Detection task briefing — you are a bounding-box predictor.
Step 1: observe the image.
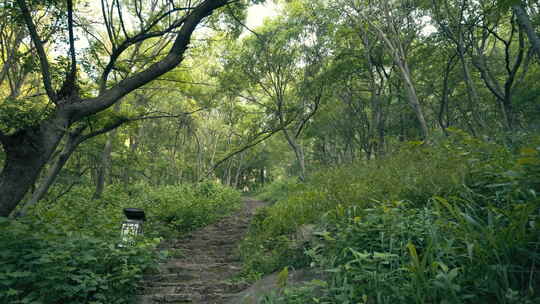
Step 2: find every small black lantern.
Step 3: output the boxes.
[120,208,146,246]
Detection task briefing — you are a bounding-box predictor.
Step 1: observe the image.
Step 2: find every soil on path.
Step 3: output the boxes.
[137,197,267,304]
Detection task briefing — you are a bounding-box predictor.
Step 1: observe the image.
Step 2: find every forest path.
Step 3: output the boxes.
[137,197,267,304]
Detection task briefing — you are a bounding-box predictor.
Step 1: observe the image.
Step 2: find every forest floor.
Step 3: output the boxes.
[137,197,267,304]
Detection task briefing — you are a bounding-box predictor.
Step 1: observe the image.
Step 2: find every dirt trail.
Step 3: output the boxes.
[137,197,266,304]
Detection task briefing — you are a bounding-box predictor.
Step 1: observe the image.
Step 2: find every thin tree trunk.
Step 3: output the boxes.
[439,54,457,134]
[92,128,117,200]
[457,46,483,132]
[260,167,265,187]
[0,29,25,86]
[233,152,245,188]
[469,20,525,131]
[92,102,121,200]
[282,129,306,181]
[398,60,429,139]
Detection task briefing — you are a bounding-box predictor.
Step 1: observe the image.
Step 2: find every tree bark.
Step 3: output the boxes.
[0,119,67,217]
[17,126,86,216]
[397,60,430,139]
[513,4,540,60]
[282,129,306,181]
[16,118,129,216]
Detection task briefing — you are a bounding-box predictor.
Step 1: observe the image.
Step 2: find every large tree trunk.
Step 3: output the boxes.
[18,128,84,216]
[17,118,127,216]
[0,120,66,217]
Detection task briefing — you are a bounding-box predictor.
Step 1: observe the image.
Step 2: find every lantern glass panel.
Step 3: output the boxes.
[120,219,143,246]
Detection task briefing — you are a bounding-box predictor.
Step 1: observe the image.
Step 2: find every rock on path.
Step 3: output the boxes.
[137,197,266,304]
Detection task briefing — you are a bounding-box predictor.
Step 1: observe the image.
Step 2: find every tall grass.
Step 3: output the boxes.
[240,130,540,303]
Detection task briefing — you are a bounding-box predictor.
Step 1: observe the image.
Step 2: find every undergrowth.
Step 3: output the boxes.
[240,129,540,303]
[1,182,240,304]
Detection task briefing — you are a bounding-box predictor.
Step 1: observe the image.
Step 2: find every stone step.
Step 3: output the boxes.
[138,286,175,295]
[137,293,197,303]
[140,280,247,295]
[144,282,189,288]
[143,272,199,282]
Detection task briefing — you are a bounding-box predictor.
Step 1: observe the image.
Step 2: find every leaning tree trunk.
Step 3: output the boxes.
[18,128,84,216]
[0,120,66,217]
[372,24,429,139]
[17,117,129,215]
[397,60,429,139]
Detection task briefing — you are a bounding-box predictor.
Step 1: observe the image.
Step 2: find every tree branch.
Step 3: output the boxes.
[68,0,230,122]
[98,6,195,92]
[226,4,260,38]
[16,0,57,101]
[115,0,129,39]
[204,125,288,179]
[65,0,77,95]
[128,108,206,122]
[101,0,115,48]
[157,77,216,87]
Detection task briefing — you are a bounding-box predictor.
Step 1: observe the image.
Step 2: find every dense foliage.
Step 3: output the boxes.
[242,131,540,303]
[0,182,240,304]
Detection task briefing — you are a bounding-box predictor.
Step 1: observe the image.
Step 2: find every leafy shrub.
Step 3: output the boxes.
[34,181,241,238]
[0,218,161,304]
[2,182,241,303]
